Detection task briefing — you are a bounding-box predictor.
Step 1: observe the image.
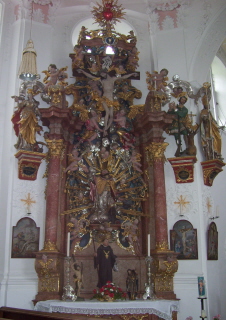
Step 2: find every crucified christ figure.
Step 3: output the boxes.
[78,69,138,134]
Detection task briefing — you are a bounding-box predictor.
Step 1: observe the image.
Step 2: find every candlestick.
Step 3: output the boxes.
[147,234,150,256]
[62,257,77,301]
[67,232,70,257]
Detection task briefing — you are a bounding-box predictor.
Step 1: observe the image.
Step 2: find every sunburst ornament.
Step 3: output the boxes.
[91,0,125,31]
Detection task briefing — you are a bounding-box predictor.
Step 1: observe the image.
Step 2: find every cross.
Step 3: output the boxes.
[21,193,36,213]
[174,195,190,216]
[189,112,196,124]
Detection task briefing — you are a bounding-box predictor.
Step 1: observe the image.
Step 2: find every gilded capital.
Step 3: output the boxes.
[145,142,168,166]
[41,239,59,252]
[46,139,65,158]
[156,240,169,252]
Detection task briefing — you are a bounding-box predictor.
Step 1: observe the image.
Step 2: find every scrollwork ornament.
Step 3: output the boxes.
[46,139,65,158]
[146,142,168,166]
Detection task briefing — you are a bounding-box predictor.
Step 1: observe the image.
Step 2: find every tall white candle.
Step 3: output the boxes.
[67,232,70,257]
[148,234,150,256]
[216,205,219,218]
[201,310,206,318]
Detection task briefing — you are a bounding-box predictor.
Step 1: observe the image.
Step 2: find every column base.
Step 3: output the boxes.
[34,251,65,303]
[151,249,178,300]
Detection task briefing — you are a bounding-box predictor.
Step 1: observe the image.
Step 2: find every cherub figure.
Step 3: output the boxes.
[117,84,142,110]
[69,217,89,246]
[71,98,89,122]
[78,26,88,43]
[146,68,168,92]
[42,64,68,91]
[127,30,137,44]
[80,109,104,145]
[65,148,88,172]
[127,47,139,70]
[88,62,100,75]
[114,109,127,128]
[171,86,186,99]
[73,45,84,69]
[128,149,143,173]
[122,219,140,254]
[100,146,110,160]
[88,79,102,97]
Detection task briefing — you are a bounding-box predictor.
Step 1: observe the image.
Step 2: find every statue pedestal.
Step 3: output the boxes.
[168,156,197,184]
[201,159,225,186]
[15,150,46,181]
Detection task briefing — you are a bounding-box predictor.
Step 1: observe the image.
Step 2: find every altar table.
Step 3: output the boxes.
[34,299,179,320]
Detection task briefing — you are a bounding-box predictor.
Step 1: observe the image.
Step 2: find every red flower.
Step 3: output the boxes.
[93,289,97,294]
[109,293,114,298]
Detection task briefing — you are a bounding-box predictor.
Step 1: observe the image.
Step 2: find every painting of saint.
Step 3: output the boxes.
[11,217,39,258]
[207,222,218,260]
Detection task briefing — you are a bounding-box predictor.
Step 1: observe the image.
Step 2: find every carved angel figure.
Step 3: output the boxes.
[42,64,68,91]
[146,68,168,92]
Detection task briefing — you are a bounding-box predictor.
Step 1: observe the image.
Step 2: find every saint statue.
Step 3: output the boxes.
[94,237,116,288]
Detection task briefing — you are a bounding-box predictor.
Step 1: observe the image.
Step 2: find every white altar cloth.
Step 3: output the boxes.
[34,299,179,320]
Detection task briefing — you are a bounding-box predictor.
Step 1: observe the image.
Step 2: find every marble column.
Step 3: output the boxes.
[45,139,65,246]
[146,142,169,247]
[34,106,75,303]
[135,111,178,299]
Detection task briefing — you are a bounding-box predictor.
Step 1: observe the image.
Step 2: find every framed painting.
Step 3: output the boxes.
[11,217,40,258]
[170,219,198,259]
[207,222,218,260]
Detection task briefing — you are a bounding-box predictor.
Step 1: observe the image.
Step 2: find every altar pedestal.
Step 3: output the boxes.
[34,299,179,320]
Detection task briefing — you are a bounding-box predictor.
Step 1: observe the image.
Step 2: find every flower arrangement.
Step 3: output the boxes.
[213,315,221,320]
[92,281,127,301]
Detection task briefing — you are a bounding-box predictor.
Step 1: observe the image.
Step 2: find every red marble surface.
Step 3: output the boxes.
[45,156,61,243]
[153,158,168,245]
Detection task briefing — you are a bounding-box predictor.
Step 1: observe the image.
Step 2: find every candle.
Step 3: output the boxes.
[67,232,70,257]
[201,310,206,318]
[216,205,219,218]
[148,234,150,256]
